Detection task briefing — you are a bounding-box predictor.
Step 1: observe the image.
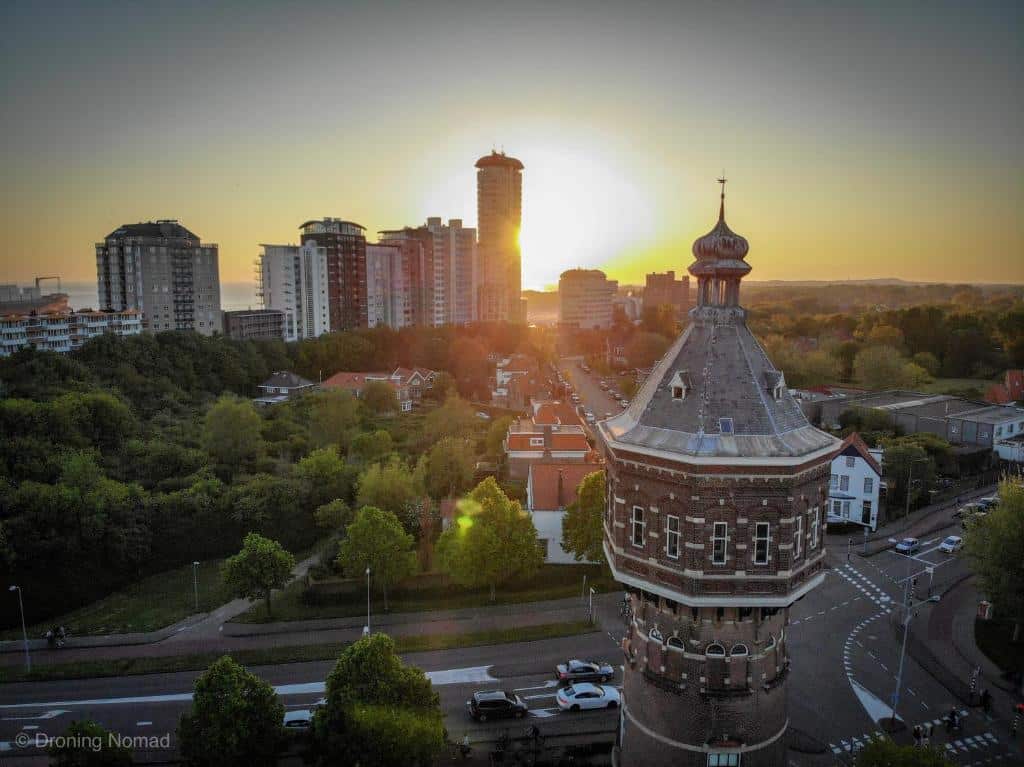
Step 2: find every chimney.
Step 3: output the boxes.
[543,424,552,448]
[557,470,565,509]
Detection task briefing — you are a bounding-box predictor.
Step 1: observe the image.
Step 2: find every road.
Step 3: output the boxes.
[558,358,625,423]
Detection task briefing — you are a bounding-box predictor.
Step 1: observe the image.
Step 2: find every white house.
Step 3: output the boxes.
[828,432,882,531]
[526,462,603,564]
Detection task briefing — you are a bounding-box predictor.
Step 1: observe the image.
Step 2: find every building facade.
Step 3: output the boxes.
[0,309,142,357]
[425,217,478,325]
[476,150,524,323]
[527,462,604,564]
[222,309,286,341]
[827,433,882,530]
[378,226,433,327]
[299,218,367,331]
[644,270,691,317]
[366,243,418,329]
[597,185,840,767]
[558,268,618,329]
[258,242,330,341]
[96,220,221,334]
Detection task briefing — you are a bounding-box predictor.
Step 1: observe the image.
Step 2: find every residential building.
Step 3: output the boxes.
[597,184,840,767]
[504,424,591,479]
[612,293,642,323]
[492,353,544,410]
[258,242,330,341]
[526,462,603,563]
[222,309,285,341]
[299,218,367,330]
[643,270,690,317]
[366,243,415,329]
[558,269,617,329]
[321,367,437,412]
[827,432,882,530]
[423,217,477,325]
[0,282,69,315]
[604,328,632,369]
[476,150,524,323]
[995,433,1024,463]
[377,226,432,326]
[986,370,1024,404]
[0,309,142,357]
[96,220,221,334]
[254,371,316,406]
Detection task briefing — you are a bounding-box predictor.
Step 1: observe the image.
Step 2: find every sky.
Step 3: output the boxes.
[1,0,1021,293]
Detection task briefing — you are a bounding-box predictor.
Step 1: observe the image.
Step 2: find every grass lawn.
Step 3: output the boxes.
[0,620,595,684]
[237,564,618,624]
[918,378,994,395]
[975,619,1024,674]
[0,559,230,640]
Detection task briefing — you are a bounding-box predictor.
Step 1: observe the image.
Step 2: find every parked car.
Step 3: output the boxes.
[977,496,1000,510]
[604,412,613,419]
[939,535,963,554]
[475,411,491,420]
[585,412,596,424]
[619,399,629,408]
[283,709,313,731]
[953,503,982,519]
[466,690,528,721]
[556,683,620,711]
[895,537,920,554]
[571,393,581,403]
[555,659,615,684]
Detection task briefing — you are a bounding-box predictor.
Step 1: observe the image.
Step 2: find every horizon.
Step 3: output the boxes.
[2,1,1022,290]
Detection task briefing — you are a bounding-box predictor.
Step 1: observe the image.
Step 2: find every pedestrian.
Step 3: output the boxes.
[460,734,471,760]
[923,722,932,746]
[912,725,921,747]
[981,688,992,716]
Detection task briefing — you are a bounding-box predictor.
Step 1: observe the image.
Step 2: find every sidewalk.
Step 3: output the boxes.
[827,483,996,558]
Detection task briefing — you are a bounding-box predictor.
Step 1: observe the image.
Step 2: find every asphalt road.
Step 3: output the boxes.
[558,359,626,423]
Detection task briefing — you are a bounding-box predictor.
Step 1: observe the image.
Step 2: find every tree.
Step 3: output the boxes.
[561,470,606,562]
[315,634,443,766]
[912,351,941,377]
[314,499,352,532]
[881,441,934,517]
[178,656,284,767]
[853,736,953,766]
[293,445,355,507]
[362,380,399,415]
[640,304,678,339]
[48,719,133,766]
[201,396,264,475]
[356,458,421,517]
[853,345,911,390]
[627,331,671,369]
[422,395,480,446]
[436,477,544,600]
[865,324,905,351]
[221,533,295,617]
[484,416,513,459]
[421,437,475,500]
[307,390,361,450]
[227,474,308,548]
[964,480,1024,641]
[337,506,417,609]
[349,429,395,464]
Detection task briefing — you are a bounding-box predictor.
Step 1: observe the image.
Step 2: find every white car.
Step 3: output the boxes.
[894,537,920,554]
[283,709,313,730]
[556,683,620,711]
[939,535,963,553]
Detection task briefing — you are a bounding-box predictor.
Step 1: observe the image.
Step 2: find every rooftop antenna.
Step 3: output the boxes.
[717,172,727,221]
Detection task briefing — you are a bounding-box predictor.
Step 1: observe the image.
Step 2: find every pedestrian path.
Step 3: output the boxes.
[834,563,895,610]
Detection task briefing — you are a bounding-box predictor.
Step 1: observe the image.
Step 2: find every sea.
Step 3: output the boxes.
[63,281,258,312]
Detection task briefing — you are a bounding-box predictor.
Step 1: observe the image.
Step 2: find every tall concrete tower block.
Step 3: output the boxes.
[597,182,841,767]
[475,150,523,323]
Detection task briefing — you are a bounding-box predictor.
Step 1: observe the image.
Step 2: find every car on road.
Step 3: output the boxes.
[939,535,963,553]
[283,709,313,731]
[571,393,581,403]
[953,503,982,519]
[475,411,491,420]
[556,683,620,711]
[556,659,615,684]
[895,537,920,554]
[466,690,528,721]
[977,495,1000,510]
[604,411,613,419]
[619,399,629,408]
[585,411,596,424]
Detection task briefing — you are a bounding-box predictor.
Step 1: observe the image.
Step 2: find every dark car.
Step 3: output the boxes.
[555,659,615,684]
[466,690,528,721]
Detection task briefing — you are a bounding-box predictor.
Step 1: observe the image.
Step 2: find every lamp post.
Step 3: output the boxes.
[9,585,30,673]
[886,583,940,731]
[365,566,371,635]
[192,561,200,612]
[904,458,928,518]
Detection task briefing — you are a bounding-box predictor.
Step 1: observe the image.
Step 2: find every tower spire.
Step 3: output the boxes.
[717,173,727,222]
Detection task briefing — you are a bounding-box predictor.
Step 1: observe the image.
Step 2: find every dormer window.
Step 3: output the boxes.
[670,370,692,400]
[764,370,786,401]
[718,418,734,434]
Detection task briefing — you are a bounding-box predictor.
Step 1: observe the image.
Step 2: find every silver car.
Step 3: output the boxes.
[556,659,615,684]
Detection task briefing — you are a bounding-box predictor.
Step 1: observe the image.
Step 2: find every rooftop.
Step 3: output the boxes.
[105,220,201,242]
[259,371,315,390]
[528,462,603,510]
[475,150,524,170]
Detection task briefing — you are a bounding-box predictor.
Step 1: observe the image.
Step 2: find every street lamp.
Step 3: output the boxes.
[886,582,940,731]
[365,566,371,636]
[904,457,928,518]
[192,561,200,612]
[9,585,30,673]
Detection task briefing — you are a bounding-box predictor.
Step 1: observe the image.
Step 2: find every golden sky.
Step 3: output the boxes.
[2,1,1021,292]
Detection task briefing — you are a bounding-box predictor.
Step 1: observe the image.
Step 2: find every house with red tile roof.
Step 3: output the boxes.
[320,367,437,412]
[527,462,604,563]
[504,426,591,479]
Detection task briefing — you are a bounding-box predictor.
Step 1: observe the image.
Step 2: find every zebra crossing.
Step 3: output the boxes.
[828,718,1011,765]
[835,563,894,609]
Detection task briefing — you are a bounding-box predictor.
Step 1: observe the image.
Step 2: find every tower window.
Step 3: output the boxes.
[705,643,726,657]
[794,513,803,559]
[753,522,771,565]
[711,522,729,564]
[719,418,734,434]
[631,506,645,548]
[665,515,680,559]
[809,506,820,549]
[730,643,749,657]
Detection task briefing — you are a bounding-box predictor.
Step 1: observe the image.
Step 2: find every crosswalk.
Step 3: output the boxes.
[828,714,1014,765]
[835,563,894,609]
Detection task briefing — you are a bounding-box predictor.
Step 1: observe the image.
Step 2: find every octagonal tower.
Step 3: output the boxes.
[598,181,840,767]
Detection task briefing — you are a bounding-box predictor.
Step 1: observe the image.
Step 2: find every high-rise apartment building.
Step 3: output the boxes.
[366,243,420,329]
[558,268,618,329]
[644,270,690,317]
[258,242,330,341]
[96,220,221,335]
[222,309,286,341]
[299,218,367,330]
[0,309,142,357]
[476,151,523,323]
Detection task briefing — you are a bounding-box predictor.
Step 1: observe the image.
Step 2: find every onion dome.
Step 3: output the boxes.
[689,179,751,279]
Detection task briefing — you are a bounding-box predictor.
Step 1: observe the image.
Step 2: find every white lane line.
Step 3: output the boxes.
[136,721,152,726]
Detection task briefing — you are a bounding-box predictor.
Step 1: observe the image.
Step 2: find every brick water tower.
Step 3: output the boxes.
[597,181,840,767]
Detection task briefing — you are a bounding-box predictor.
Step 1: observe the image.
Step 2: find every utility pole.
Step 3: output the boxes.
[9,585,30,673]
[887,581,940,730]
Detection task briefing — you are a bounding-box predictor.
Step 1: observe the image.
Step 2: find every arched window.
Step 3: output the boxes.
[667,636,685,650]
[730,643,749,657]
[705,643,726,657]
[650,627,663,642]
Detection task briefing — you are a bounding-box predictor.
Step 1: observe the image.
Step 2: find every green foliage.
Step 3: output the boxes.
[912,351,941,376]
[839,406,896,435]
[201,396,264,476]
[640,304,678,339]
[221,533,295,617]
[315,634,442,766]
[436,477,544,599]
[178,656,283,767]
[627,331,671,369]
[421,395,481,446]
[854,345,916,390]
[362,380,400,414]
[349,429,395,464]
[881,441,934,515]
[307,390,361,450]
[336,507,417,607]
[356,458,422,516]
[964,480,1024,638]
[853,736,953,766]
[314,499,352,532]
[485,416,514,459]
[293,446,356,507]
[48,719,133,766]
[420,437,475,500]
[561,471,606,562]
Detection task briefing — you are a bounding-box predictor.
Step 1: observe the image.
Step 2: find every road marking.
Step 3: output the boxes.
[21,725,39,731]
[513,681,559,692]
[523,693,558,701]
[529,708,560,718]
[3,709,70,721]
[136,721,152,726]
